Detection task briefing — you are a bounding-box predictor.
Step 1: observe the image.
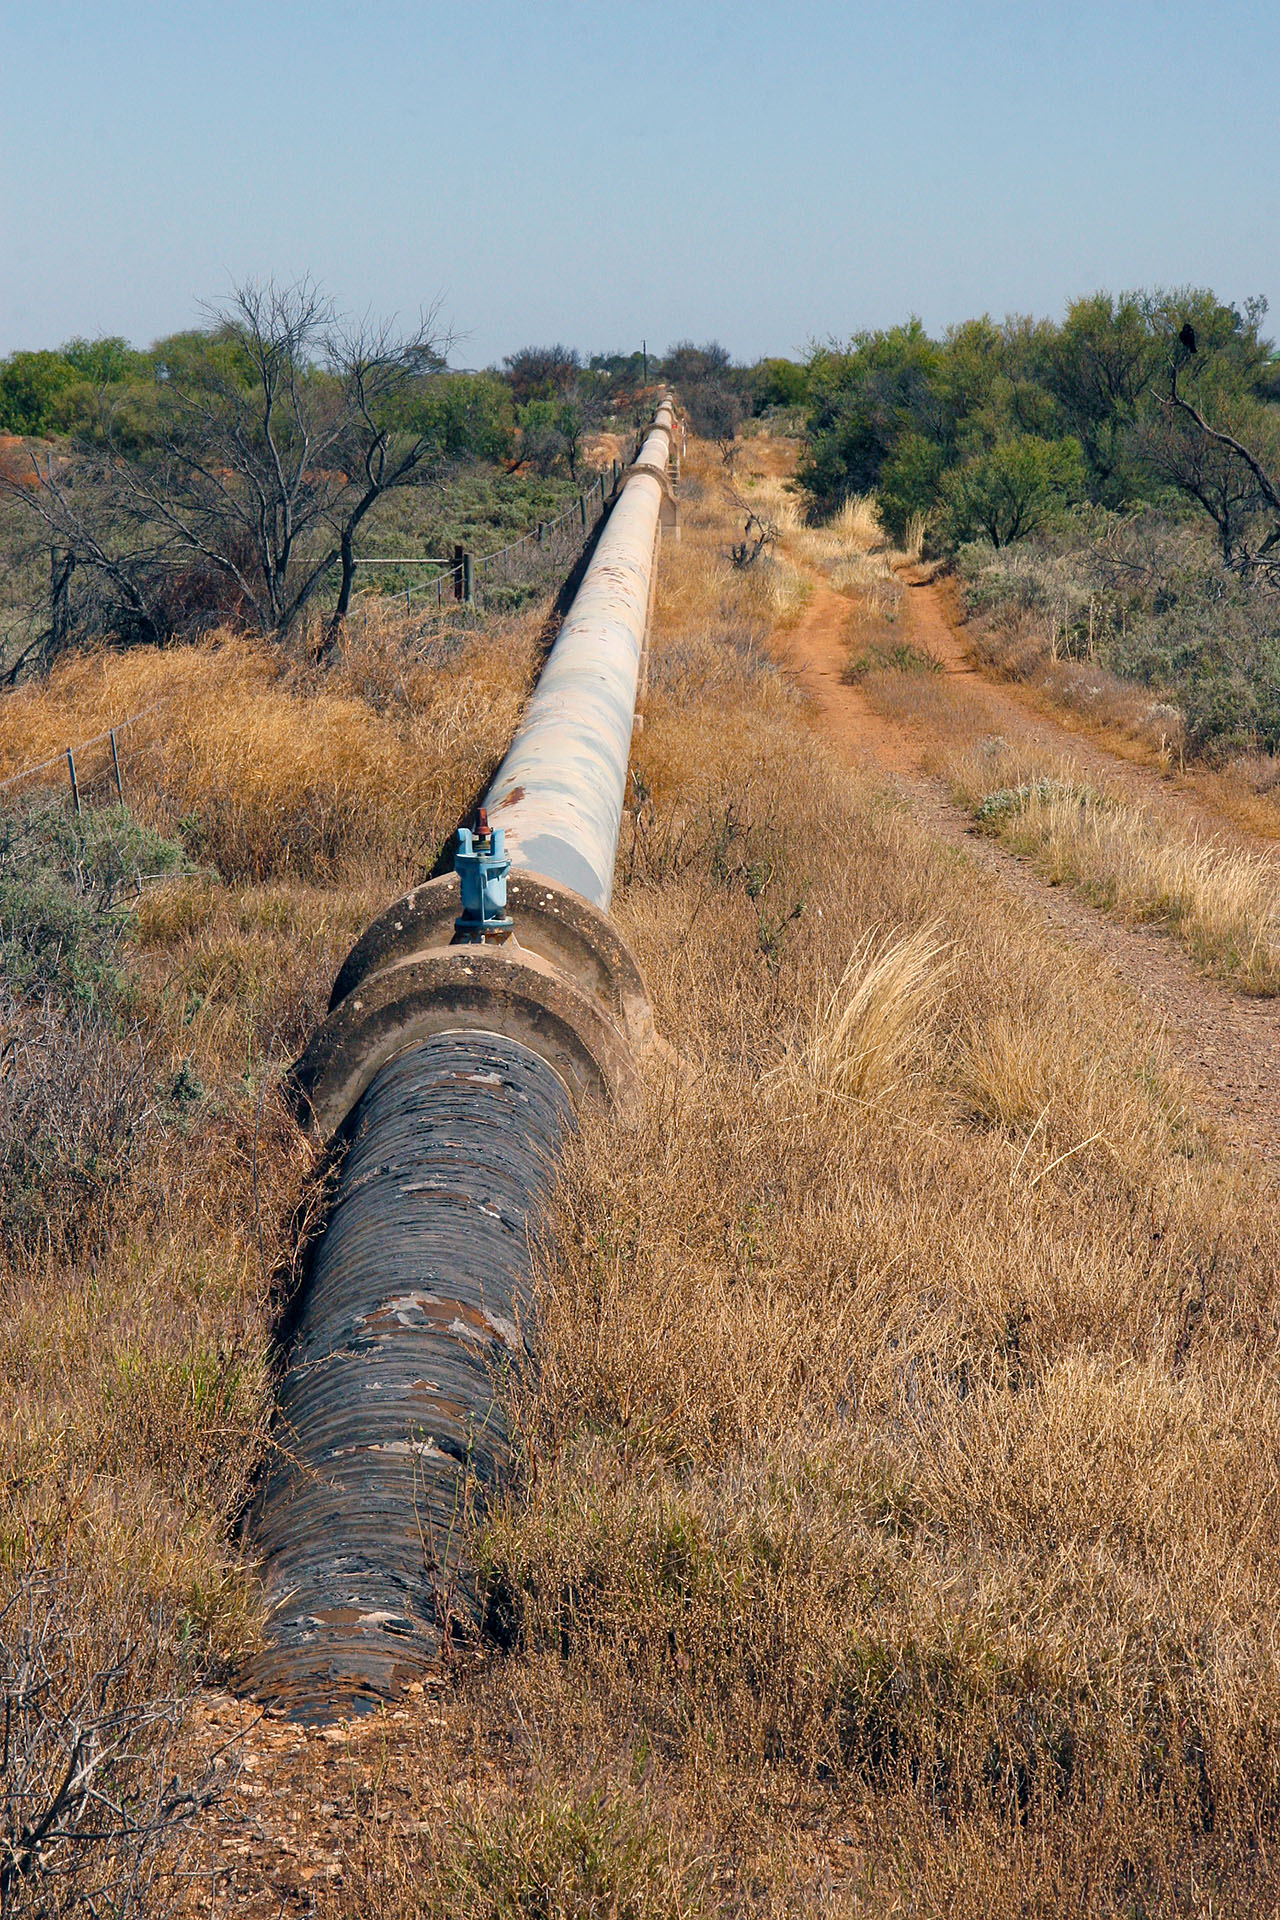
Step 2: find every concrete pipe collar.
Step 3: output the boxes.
[293,941,642,1142]
[327,868,655,1056]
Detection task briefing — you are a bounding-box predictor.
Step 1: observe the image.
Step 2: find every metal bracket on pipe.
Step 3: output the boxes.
[454,809,513,942]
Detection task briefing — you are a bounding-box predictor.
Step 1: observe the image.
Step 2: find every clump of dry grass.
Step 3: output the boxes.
[958,744,1280,993]
[770,920,950,1105]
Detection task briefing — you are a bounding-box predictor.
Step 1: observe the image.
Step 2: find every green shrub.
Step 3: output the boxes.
[750,356,808,411]
[939,435,1086,548]
[0,802,190,1012]
[877,430,947,542]
[1111,573,1280,756]
[844,639,942,681]
[972,778,1102,827]
[0,350,88,436]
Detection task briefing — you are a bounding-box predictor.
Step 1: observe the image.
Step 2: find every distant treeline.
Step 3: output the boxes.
[0,332,797,478]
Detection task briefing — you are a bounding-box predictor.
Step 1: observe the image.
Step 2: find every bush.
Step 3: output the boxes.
[0,803,190,1010]
[878,430,948,543]
[1112,570,1280,756]
[750,357,808,412]
[939,435,1086,548]
[0,351,88,437]
[0,802,188,1254]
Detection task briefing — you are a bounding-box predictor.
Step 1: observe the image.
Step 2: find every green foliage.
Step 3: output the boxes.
[0,350,87,435]
[1111,568,1280,757]
[844,639,941,682]
[0,803,189,1256]
[0,337,155,436]
[0,803,190,1013]
[798,320,945,518]
[61,336,148,386]
[877,430,947,542]
[973,778,1101,827]
[939,434,1086,548]
[750,356,808,411]
[393,372,516,461]
[797,287,1279,555]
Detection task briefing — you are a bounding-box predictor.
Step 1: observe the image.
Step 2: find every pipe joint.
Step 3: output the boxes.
[454,812,513,942]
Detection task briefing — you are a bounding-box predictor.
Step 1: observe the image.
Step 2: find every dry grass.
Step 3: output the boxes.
[950,741,1280,994]
[0,595,550,1907]
[8,435,1280,1913]
[836,573,1280,997]
[0,605,536,883]
[435,438,1280,1915]
[964,585,1280,841]
[734,467,907,605]
[770,919,951,1105]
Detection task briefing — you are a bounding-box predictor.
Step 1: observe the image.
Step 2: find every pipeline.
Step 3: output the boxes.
[242,400,677,1721]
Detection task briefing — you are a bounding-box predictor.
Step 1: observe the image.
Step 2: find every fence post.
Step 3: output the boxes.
[66,747,81,816]
[579,493,588,532]
[463,553,474,605]
[453,544,465,601]
[110,728,124,808]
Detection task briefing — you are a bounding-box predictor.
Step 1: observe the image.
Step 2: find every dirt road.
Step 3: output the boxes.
[779,540,1280,1166]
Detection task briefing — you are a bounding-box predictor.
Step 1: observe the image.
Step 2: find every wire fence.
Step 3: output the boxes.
[0,703,172,824]
[0,441,645,816]
[351,441,640,619]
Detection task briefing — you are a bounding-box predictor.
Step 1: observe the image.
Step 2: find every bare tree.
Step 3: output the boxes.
[727,486,780,569]
[1153,357,1280,574]
[0,280,454,656]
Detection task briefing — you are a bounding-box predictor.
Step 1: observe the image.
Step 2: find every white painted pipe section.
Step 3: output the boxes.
[483,403,673,910]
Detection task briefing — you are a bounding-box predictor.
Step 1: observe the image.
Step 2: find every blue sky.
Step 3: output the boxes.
[3,0,1278,363]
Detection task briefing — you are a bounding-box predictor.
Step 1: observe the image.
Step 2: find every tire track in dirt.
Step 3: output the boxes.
[778,546,1280,1167]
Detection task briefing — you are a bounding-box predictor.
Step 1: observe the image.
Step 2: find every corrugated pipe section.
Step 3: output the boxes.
[242,399,677,1721]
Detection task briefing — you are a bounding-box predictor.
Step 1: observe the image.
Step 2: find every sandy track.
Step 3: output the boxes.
[778,544,1280,1166]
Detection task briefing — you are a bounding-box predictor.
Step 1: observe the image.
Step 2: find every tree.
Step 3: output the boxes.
[1040,293,1160,499]
[797,321,946,518]
[939,434,1085,548]
[877,431,947,544]
[2,280,454,652]
[1147,359,1280,571]
[502,344,581,407]
[0,352,86,437]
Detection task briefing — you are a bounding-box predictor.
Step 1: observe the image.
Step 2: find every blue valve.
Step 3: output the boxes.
[454,809,513,942]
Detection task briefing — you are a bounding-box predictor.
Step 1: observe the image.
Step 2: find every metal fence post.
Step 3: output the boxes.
[66,747,81,816]
[110,728,124,808]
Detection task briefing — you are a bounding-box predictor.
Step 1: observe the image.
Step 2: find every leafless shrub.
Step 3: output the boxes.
[0,1572,228,1918]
